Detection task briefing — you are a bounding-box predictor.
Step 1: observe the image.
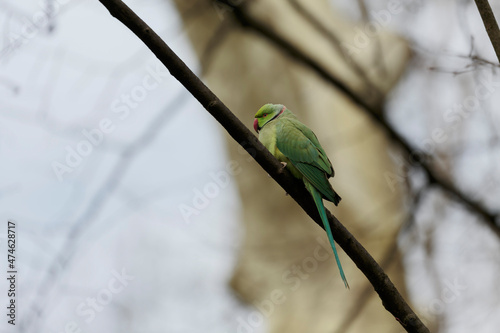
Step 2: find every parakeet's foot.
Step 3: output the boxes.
[278,162,288,174]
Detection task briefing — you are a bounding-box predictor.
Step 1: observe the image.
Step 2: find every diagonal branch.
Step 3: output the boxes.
[216,0,500,239]
[474,0,500,63]
[96,1,429,332]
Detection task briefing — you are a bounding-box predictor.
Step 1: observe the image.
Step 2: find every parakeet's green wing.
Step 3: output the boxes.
[276,118,338,202]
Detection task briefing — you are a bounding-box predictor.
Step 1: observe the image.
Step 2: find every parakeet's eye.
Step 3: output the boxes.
[263,113,268,117]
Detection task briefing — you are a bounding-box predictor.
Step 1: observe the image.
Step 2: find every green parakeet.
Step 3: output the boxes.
[253,103,348,288]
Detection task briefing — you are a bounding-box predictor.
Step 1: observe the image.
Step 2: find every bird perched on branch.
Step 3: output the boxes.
[253,103,348,288]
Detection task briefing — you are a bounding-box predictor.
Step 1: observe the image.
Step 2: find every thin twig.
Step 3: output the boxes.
[96,1,429,332]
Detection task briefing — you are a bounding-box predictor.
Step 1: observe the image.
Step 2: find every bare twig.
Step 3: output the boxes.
[474,0,500,63]
[96,1,429,332]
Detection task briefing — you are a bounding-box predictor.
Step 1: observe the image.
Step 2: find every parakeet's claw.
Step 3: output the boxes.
[278,162,288,174]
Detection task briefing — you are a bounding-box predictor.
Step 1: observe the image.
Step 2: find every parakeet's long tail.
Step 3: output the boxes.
[306,182,349,289]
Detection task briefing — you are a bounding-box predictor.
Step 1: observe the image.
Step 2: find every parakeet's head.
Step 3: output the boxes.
[253,104,285,133]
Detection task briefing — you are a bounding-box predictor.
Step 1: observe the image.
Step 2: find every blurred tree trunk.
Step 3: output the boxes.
[172,0,434,331]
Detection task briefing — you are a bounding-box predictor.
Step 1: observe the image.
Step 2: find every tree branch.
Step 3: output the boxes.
[216,0,500,239]
[474,0,500,63]
[96,1,429,332]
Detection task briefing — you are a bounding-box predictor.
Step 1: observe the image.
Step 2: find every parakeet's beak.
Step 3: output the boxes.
[253,118,259,133]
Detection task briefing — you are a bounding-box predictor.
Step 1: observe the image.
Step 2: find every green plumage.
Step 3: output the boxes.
[254,103,348,288]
